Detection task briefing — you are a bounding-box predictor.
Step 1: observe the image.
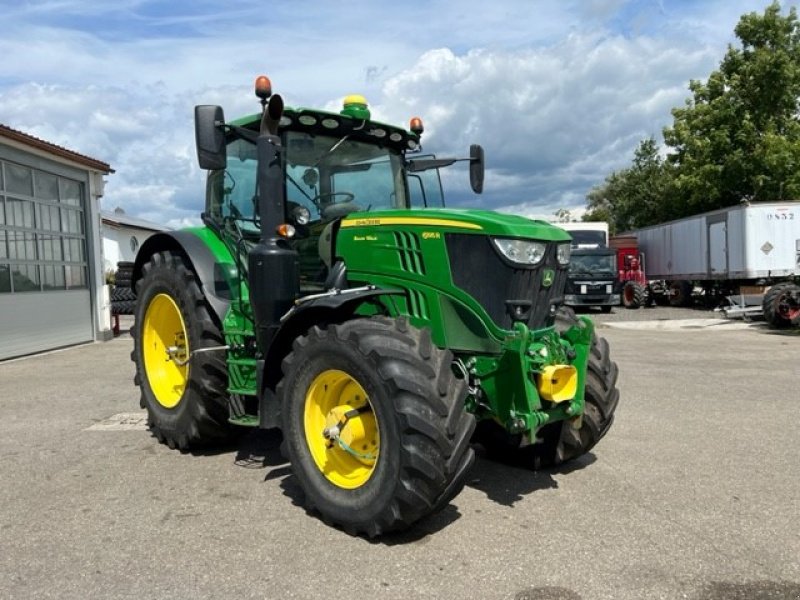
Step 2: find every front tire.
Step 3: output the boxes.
[540,308,620,466]
[279,317,475,537]
[131,251,233,450]
[475,307,619,469]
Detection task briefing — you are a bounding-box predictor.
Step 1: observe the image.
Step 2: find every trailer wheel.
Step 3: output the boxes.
[131,251,233,450]
[622,281,644,309]
[668,280,693,307]
[278,317,475,537]
[763,282,800,329]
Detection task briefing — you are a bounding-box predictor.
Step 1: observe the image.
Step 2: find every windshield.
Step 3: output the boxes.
[207,138,258,227]
[569,253,617,275]
[285,131,407,221]
[569,230,607,247]
[206,131,408,229]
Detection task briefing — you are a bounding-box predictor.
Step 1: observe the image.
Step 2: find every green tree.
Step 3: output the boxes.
[664,2,800,211]
[553,207,577,223]
[587,3,800,228]
[584,137,673,233]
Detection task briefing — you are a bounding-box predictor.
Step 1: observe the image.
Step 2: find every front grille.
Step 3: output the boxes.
[446,234,567,330]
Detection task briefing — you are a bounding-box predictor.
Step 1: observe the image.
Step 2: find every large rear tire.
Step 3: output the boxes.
[279,317,475,537]
[763,282,800,329]
[131,251,233,450]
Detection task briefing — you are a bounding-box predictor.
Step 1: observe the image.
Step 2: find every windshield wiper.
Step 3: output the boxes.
[312,134,351,168]
[286,173,316,204]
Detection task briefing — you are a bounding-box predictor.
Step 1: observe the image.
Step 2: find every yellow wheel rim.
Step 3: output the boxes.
[142,293,190,409]
[303,369,379,489]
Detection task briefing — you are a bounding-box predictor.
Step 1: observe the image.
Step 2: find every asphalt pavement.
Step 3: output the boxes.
[1,310,798,600]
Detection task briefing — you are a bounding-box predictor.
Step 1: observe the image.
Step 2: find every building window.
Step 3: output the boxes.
[0,160,87,293]
[130,235,139,253]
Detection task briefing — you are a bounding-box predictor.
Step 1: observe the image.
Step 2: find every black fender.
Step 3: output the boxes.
[256,286,403,428]
[133,230,235,326]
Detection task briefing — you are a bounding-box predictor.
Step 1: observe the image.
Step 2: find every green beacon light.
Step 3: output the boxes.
[341,94,370,121]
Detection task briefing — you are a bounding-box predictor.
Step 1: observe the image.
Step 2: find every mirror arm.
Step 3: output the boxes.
[226,124,259,144]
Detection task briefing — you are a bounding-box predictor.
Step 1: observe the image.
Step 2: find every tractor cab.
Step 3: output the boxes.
[200,87,481,292]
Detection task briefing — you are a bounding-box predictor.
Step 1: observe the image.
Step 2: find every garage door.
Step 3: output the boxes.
[0,157,93,360]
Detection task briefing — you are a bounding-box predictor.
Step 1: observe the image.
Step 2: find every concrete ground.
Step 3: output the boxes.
[1,309,798,600]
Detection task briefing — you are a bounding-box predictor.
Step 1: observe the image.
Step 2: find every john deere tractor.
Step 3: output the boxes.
[130,76,619,536]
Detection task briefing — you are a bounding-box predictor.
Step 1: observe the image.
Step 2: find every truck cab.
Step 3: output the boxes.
[564,247,620,312]
[559,221,609,248]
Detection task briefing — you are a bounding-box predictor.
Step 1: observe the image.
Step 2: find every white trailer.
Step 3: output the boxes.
[632,202,800,280]
[627,202,800,326]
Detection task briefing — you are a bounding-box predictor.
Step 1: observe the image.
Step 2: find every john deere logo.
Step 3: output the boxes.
[542,269,555,288]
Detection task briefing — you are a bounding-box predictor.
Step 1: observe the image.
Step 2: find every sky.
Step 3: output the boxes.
[1,0,796,227]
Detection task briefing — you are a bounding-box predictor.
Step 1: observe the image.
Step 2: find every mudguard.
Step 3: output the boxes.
[133,229,236,326]
[260,286,403,392]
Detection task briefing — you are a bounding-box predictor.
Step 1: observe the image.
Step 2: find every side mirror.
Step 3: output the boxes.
[469,144,484,194]
[195,105,227,170]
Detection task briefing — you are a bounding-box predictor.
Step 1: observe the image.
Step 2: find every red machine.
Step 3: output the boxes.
[610,236,648,308]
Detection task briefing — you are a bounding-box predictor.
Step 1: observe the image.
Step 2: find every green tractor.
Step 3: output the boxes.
[130,76,619,536]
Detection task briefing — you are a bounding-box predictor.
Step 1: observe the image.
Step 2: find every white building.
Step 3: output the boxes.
[0,124,114,359]
[101,208,169,274]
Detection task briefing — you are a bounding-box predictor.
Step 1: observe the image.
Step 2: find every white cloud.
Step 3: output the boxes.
[375,33,718,212]
[1,0,788,225]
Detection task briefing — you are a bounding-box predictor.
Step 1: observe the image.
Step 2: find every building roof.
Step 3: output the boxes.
[0,123,114,174]
[101,210,170,233]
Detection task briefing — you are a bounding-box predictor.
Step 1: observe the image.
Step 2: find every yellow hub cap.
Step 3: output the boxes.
[303,369,379,489]
[142,293,190,409]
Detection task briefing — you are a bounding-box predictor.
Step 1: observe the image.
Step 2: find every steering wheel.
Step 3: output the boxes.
[315,192,360,220]
[313,191,355,207]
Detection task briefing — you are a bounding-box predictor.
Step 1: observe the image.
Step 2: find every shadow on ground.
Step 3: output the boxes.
[467,447,596,507]
[232,428,286,471]
[692,580,800,600]
[227,431,598,543]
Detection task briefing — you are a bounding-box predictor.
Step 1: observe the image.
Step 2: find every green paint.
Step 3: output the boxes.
[469,318,592,438]
[338,212,569,348]
[175,102,592,438]
[340,208,571,240]
[228,414,260,427]
[182,227,259,398]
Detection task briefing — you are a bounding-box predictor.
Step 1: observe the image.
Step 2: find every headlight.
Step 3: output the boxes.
[492,238,546,266]
[291,205,311,225]
[557,242,571,265]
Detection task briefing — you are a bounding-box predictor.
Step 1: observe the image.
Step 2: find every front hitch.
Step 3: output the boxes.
[467,317,593,442]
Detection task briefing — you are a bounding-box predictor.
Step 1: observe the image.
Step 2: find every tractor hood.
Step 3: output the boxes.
[340,209,570,242]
